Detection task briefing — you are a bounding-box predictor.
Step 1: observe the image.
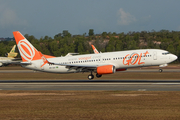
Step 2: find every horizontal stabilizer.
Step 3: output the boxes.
[20,62,32,65]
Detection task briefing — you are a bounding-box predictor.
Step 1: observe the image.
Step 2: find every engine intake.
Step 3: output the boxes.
[97,65,115,75]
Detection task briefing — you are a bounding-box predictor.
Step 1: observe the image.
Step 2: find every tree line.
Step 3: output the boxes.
[0,29,180,62]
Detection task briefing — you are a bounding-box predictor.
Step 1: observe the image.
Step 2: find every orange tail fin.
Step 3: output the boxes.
[13,31,41,62]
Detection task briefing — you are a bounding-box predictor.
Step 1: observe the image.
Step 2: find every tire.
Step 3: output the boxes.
[96,74,102,78]
[88,74,94,80]
[159,69,163,73]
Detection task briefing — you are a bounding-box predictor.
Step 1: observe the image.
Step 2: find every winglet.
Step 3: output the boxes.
[91,45,99,54]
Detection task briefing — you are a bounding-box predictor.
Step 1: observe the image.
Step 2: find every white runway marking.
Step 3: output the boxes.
[138,89,147,91]
[153,83,180,85]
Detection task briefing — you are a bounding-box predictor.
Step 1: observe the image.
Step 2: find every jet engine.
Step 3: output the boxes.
[97,65,115,75]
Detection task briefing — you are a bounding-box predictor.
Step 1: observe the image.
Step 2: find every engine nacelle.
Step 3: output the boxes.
[97,65,115,75]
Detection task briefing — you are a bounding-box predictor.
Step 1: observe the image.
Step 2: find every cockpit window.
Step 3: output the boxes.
[162,52,170,55]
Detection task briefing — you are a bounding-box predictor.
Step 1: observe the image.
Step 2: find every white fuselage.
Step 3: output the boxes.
[22,49,177,73]
[0,57,15,66]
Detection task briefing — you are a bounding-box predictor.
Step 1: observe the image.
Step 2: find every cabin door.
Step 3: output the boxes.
[153,51,157,60]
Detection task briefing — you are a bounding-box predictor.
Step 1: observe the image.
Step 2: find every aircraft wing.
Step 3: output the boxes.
[51,62,98,70]
[49,62,114,72]
[39,51,113,72]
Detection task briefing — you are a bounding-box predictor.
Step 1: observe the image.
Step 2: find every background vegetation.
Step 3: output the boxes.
[1,29,180,62]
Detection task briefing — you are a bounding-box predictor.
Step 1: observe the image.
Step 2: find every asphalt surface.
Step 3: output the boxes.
[0,80,180,91]
[0,68,180,91]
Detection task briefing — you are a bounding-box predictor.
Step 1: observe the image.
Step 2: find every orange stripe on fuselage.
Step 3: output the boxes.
[43,55,55,58]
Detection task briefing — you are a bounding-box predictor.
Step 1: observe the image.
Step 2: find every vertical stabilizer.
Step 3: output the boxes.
[10,45,16,53]
[7,45,18,58]
[13,31,41,62]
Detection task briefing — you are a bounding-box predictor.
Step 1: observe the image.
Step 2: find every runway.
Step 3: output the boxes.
[0,68,180,73]
[0,80,180,91]
[0,68,180,91]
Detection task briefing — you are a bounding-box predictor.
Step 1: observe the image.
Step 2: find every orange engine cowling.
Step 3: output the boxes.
[97,65,115,75]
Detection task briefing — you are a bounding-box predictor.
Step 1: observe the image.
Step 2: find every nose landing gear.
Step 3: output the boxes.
[159,69,163,73]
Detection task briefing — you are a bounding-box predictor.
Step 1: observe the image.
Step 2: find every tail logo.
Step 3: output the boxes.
[18,39,35,61]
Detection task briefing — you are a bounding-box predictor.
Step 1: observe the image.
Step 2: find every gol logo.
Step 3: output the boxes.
[18,39,35,61]
[123,51,149,66]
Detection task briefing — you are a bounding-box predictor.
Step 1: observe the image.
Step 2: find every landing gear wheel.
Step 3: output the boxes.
[88,74,94,80]
[159,69,163,73]
[96,74,102,78]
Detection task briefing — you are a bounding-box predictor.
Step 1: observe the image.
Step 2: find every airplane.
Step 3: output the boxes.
[0,45,21,66]
[91,45,171,72]
[13,31,178,80]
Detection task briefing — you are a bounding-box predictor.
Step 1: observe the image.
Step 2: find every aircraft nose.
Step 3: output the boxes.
[171,54,178,61]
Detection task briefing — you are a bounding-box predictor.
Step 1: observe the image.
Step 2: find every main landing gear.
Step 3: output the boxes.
[88,71,102,80]
[96,73,102,78]
[88,74,94,80]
